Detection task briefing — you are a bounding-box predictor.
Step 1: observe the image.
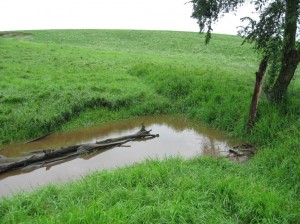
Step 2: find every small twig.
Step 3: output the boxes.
[25,133,50,144]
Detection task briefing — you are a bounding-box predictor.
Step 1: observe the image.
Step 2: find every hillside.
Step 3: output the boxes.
[0,30,299,223]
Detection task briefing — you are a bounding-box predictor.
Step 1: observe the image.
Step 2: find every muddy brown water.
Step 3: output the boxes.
[0,115,241,197]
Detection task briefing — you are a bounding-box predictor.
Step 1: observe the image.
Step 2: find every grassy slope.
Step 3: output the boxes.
[0,30,299,223]
[0,30,257,143]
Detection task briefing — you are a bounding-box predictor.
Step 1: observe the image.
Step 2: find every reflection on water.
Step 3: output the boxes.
[0,115,240,197]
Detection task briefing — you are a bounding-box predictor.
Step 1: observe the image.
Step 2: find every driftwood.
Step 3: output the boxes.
[228,143,255,158]
[233,143,253,149]
[0,125,159,174]
[25,133,50,144]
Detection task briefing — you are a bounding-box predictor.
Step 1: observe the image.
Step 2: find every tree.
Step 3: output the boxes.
[190,0,300,128]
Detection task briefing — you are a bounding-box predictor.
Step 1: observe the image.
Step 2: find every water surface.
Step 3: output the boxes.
[0,115,239,197]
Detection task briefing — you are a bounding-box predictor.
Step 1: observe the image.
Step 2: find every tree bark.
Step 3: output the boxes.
[0,125,159,174]
[247,56,268,129]
[269,0,300,102]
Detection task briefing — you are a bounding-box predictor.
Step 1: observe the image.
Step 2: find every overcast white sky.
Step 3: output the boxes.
[0,0,256,35]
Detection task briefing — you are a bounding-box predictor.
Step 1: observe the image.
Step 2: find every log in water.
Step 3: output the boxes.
[0,125,158,174]
[0,115,242,197]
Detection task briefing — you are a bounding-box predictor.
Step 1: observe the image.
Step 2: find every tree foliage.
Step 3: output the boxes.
[190,0,300,103]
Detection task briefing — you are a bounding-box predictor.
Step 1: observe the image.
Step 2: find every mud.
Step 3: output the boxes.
[0,115,242,197]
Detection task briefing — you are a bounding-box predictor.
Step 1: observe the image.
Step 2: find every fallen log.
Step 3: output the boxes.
[0,125,158,174]
[228,148,255,157]
[96,124,159,144]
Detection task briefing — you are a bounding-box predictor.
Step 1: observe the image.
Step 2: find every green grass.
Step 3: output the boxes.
[0,30,299,223]
[1,157,299,223]
[0,30,257,144]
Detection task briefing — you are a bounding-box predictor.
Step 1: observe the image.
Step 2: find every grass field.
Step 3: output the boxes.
[0,30,299,223]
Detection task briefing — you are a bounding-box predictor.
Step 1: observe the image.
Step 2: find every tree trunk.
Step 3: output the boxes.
[269,0,300,102]
[247,56,268,129]
[270,51,300,102]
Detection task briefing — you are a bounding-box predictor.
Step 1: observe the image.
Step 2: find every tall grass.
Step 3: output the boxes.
[0,30,299,223]
[1,157,299,223]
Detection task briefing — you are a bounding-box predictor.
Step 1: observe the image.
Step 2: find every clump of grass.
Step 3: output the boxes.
[128,62,251,135]
[1,157,299,223]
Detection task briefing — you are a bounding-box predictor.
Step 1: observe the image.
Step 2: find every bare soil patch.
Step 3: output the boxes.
[0,32,32,38]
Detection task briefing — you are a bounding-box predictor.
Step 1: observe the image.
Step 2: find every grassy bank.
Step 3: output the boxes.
[0,30,299,223]
[0,30,258,144]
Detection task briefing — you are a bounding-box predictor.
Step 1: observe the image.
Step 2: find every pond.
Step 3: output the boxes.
[0,115,241,197]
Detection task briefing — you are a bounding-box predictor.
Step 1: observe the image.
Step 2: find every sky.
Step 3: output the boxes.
[0,0,256,35]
